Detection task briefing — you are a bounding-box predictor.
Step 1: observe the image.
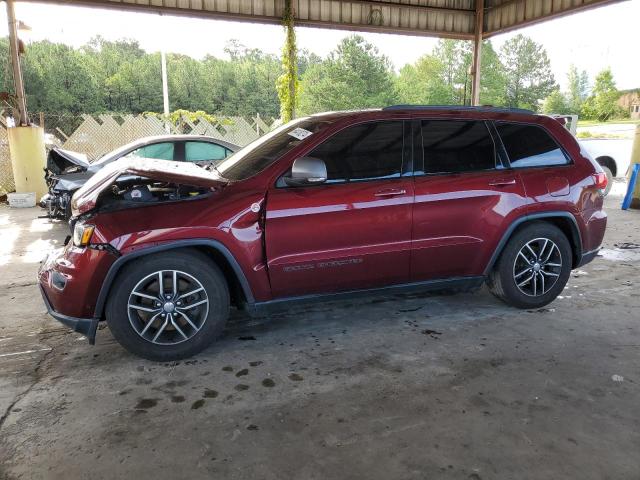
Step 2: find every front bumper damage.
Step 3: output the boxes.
[38,244,117,344]
[39,284,99,344]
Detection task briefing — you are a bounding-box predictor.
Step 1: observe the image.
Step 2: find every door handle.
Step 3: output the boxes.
[488,179,516,187]
[374,188,407,197]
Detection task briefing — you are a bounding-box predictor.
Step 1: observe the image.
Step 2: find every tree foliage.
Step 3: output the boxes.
[395,39,506,107]
[566,65,589,114]
[581,68,624,121]
[297,35,398,114]
[500,34,556,111]
[541,89,569,115]
[0,32,623,122]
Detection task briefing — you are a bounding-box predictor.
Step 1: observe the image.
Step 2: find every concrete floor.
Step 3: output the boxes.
[1,183,639,479]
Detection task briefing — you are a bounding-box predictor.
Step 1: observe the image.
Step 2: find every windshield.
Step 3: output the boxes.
[216,117,333,181]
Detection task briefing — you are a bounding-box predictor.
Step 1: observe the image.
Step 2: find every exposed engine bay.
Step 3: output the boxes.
[96,178,213,213]
[70,156,228,217]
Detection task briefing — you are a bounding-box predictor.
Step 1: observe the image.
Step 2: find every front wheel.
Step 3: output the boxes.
[106,250,229,361]
[488,222,572,309]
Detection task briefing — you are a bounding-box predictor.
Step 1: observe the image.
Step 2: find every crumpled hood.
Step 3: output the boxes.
[47,148,91,174]
[71,157,228,216]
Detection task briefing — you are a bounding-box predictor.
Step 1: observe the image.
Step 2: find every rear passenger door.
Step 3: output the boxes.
[411,119,527,281]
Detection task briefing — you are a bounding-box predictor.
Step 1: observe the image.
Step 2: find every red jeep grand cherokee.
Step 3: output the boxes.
[38,106,608,360]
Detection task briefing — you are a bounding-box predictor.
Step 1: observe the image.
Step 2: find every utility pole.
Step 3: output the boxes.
[161,50,170,133]
[6,0,28,125]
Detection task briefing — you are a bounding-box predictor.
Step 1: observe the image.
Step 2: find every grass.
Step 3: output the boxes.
[576,131,628,139]
[577,118,640,127]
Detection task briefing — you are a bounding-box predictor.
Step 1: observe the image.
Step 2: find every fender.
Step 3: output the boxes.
[483,211,583,275]
[93,239,255,319]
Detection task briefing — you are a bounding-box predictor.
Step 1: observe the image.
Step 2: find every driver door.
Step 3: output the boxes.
[265,120,414,298]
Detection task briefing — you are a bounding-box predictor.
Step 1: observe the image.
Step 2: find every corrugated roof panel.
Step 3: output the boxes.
[29,0,623,38]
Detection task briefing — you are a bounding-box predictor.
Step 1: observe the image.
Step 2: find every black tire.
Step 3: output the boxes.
[106,249,229,361]
[487,222,572,309]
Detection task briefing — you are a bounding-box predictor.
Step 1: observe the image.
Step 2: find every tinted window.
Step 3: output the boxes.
[185,141,229,162]
[419,120,496,174]
[308,121,404,183]
[127,142,175,161]
[496,123,569,168]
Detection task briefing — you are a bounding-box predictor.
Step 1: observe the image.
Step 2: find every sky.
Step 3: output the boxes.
[0,0,638,91]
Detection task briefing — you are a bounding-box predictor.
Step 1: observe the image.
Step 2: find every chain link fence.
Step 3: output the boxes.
[0,112,278,195]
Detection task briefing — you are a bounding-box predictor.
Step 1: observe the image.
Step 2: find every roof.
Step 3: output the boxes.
[27,0,625,39]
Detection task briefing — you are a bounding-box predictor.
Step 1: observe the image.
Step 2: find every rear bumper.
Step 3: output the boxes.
[39,284,99,344]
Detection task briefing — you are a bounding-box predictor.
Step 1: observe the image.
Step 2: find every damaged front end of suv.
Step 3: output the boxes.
[39,156,230,344]
[70,156,228,218]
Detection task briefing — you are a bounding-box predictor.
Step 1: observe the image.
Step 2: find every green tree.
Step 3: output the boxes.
[500,34,556,111]
[418,39,506,106]
[541,89,569,114]
[298,35,398,114]
[566,65,589,114]
[581,68,623,121]
[395,55,450,105]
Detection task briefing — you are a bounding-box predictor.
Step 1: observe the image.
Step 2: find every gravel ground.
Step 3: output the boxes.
[0,188,638,480]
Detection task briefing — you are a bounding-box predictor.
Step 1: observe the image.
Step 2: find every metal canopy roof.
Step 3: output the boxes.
[27,0,624,39]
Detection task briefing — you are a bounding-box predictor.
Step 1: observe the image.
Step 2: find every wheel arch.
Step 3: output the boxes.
[596,155,617,177]
[484,212,583,275]
[94,239,255,319]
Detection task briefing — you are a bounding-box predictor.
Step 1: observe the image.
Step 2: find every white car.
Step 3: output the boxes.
[579,138,632,195]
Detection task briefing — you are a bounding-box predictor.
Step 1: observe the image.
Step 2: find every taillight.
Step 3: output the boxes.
[592,172,608,191]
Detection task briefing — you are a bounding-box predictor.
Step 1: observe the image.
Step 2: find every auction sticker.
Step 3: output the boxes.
[288,127,313,140]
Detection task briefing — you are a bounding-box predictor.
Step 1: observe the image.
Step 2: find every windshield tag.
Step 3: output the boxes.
[288,128,313,140]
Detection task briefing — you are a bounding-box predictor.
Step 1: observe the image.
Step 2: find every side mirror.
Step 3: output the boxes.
[284,157,327,187]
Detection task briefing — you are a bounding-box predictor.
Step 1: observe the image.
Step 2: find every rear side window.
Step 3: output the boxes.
[185,141,230,162]
[309,121,404,183]
[419,120,496,174]
[496,123,569,168]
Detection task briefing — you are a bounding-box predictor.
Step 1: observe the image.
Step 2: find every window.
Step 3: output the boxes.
[127,142,175,161]
[185,141,230,162]
[496,123,569,168]
[419,120,496,174]
[308,121,404,183]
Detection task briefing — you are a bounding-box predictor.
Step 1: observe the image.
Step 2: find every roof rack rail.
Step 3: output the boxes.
[382,105,535,114]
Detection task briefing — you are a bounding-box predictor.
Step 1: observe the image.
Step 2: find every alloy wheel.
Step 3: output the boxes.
[127,270,209,345]
[513,237,563,297]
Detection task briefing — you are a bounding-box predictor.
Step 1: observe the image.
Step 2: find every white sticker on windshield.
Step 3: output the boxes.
[288,127,313,140]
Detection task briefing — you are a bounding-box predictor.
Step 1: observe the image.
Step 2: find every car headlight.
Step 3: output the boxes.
[73,223,95,247]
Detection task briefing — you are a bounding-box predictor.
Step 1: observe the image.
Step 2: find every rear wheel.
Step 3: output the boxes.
[488,222,572,309]
[106,250,229,361]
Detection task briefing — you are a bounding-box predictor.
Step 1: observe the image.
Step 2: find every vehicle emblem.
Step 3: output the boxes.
[251,202,261,213]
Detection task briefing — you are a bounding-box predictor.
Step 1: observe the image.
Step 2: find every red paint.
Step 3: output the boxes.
[39,108,607,320]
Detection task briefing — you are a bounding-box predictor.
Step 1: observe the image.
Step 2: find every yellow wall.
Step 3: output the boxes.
[629,125,640,209]
[8,126,47,200]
